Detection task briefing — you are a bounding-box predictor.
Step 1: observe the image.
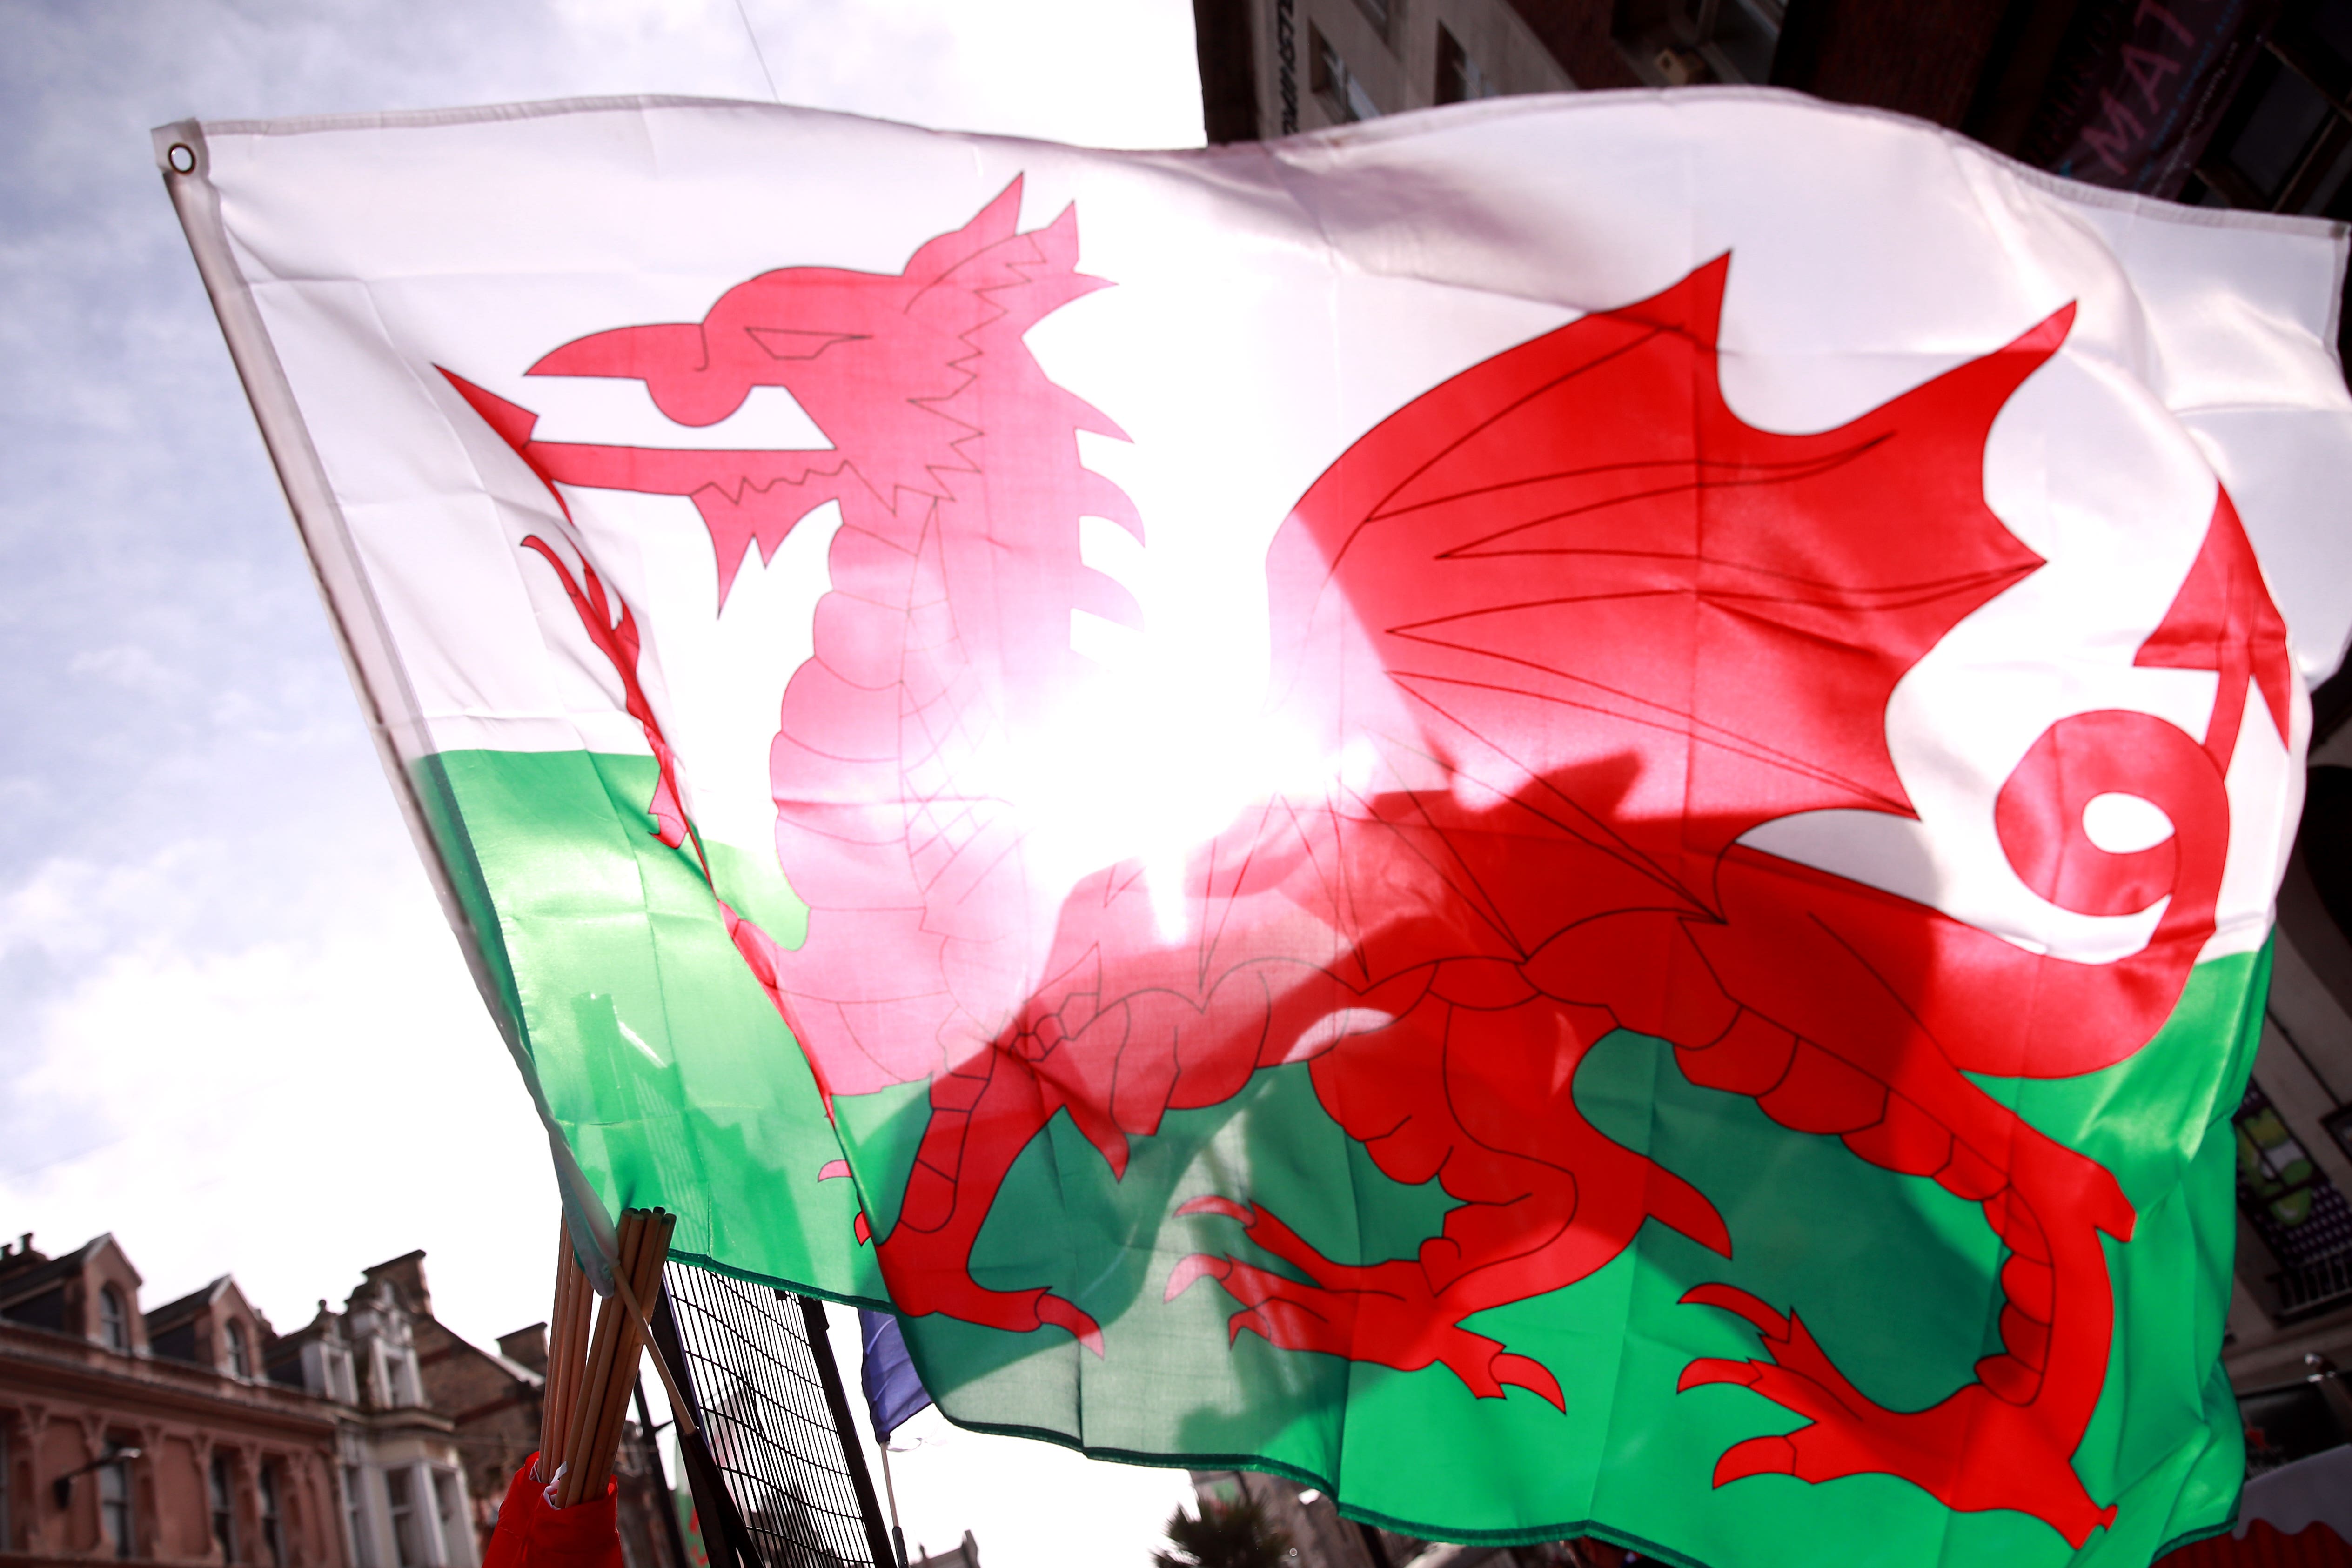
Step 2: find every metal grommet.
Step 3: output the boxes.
[168,143,196,174]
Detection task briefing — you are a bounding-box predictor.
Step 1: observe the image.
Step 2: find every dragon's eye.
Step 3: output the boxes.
[747,328,866,361]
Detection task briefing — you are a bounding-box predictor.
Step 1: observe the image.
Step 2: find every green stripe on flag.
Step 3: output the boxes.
[893,953,2255,1564]
[416,746,880,1302]
[420,745,2260,1565]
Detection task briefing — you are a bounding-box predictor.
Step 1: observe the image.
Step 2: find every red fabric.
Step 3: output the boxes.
[481,1455,623,1568]
[449,196,2293,1549]
[2161,1521,2352,1568]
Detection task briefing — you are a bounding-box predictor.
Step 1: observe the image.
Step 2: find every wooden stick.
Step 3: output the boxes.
[574,1256,640,1501]
[553,1258,580,1475]
[537,1224,564,1471]
[543,1230,594,1482]
[539,1226,583,1477]
[558,1211,647,1506]
[563,1242,595,1429]
[603,1227,697,1438]
[576,1211,676,1501]
[562,1210,647,1504]
[539,1206,697,1507]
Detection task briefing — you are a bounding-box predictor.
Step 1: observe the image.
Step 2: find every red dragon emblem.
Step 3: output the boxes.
[442,180,2295,1548]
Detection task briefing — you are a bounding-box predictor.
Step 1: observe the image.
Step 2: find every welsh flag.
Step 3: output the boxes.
[160,92,2352,1568]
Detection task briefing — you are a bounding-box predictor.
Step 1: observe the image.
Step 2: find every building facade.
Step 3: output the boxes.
[0,1233,678,1568]
[1193,0,1577,141]
[261,1274,476,1568]
[0,1234,348,1568]
[333,1255,674,1568]
[2226,732,2352,1471]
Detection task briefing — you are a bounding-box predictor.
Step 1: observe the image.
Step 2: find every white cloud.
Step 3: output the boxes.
[0,852,554,1342]
[69,643,189,697]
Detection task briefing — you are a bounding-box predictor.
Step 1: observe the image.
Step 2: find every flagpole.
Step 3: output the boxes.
[875,1440,907,1568]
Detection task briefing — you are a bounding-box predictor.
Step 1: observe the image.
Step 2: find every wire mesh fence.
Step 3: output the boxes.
[652,1261,896,1568]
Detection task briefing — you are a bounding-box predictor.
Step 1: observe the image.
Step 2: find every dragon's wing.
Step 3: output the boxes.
[1264,257,2062,915]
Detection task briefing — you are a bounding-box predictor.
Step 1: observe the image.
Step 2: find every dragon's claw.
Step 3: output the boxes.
[1675,1356,1762,1395]
[1170,1197,1567,1408]
[1490,1353,1567,1411]
[1711,1435,1801,1487]
[1678,1282,1787,1337]
[1678,1288,2115,1546]
[1164,1252,1233,1303]
[1036,1293,1106,1355]
[873,1228,1104,1351]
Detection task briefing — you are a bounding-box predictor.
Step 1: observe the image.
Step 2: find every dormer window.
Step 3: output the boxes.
[97,1285,128,1352]
[372,1341,420,1408]
[304,1337,358,1404]
[227,1320,252,1379]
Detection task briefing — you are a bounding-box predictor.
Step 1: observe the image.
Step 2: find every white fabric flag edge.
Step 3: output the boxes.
[151,118,627,1292]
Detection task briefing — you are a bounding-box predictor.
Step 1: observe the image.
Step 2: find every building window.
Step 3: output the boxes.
[1617,0,1783,88]
[430,1471,467,1568]
[211,1453,239,1563]
[1349,0,1391,44]
[1435,25,1497,104]
[2016,0,2352,212]
[98,1285,129,1352]
[258,1463,284,1568]
[227,1321,252,1380]
[2327,1103,2352,1167]
[1310,25,1380,123]
[384,1467,426,1568]
[344,1465,373,1568]
[1697,0,1780,84]
[98,1448,134,1560]
[2235,1080,2352,1317]
[372,1343,420,1409]
[2204,49,2348,210]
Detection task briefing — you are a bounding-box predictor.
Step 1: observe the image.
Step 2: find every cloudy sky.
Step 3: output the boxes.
[0,2,1203,1562]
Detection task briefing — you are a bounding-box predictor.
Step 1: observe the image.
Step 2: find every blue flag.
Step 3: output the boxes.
[858,1309,931,1443]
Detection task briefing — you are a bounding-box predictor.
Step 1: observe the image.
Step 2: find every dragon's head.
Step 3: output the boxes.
[444,176,1113,602]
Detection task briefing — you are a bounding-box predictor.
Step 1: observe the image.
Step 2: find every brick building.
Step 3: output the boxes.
[0,1233,348,1568]
[0,1233,691,1568]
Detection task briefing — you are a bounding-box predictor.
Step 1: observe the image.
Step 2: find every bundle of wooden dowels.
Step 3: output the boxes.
[538,1208,677,1508]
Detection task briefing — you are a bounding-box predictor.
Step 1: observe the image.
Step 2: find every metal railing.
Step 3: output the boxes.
[651,1263,896,1568]
[2273,1251,2352,1320]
